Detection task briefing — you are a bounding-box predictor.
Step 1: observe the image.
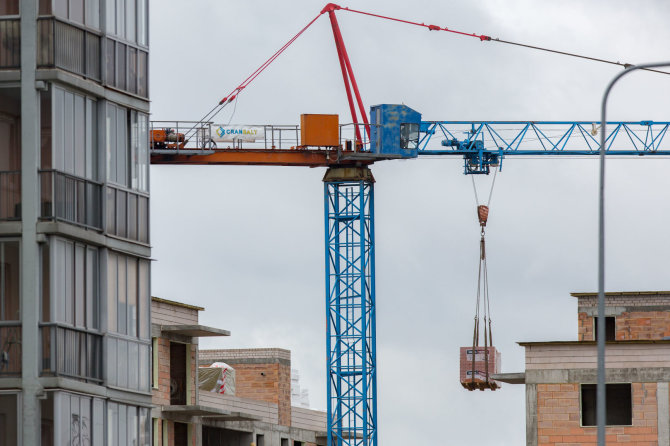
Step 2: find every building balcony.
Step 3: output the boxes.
[106,183,149,244]
[39,169,102,230]
[37,17,101,82]
[40,323,103,384]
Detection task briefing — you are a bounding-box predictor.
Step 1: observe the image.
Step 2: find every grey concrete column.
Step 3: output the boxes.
[658,382,669,446]
[20,0,43,444]
[526,384,538,446]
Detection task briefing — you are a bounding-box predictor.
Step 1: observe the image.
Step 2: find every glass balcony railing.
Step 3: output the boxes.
[0,18,19,69]
[40,169,103,230]
[40,323,103,383]
[37,17,101,81]
[106,184,149,244]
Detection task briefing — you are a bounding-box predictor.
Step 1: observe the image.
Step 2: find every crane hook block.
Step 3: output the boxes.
[477,205,489,227]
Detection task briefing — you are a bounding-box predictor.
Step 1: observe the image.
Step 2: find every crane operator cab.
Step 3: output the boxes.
[369,104,421,159]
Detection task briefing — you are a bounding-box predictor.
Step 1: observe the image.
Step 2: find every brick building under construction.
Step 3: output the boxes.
[496,291,670,446]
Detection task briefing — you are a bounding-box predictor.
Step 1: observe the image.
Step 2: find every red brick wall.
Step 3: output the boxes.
[216,362,292,426]
[578,312,670,341]
[536,383,658,445]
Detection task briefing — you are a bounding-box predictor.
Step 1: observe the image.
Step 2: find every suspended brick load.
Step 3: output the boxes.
[461,175,501,391]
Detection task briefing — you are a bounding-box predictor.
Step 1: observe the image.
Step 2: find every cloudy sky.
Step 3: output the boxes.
[149,1,670,444]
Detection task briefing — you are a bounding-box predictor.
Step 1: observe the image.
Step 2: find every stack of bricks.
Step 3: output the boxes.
[574,292,670,341]
[200,348,292,426]
[459,346,500,389]
[536,382,658,445]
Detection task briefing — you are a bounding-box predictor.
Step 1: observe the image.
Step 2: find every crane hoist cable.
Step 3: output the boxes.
[187,3,670,143]
[468,169,498,390]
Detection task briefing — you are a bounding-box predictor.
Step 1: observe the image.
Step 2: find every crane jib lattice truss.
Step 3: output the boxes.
[150,4,670,445]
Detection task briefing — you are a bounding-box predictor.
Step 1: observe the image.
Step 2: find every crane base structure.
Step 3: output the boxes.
[323,167,377,445]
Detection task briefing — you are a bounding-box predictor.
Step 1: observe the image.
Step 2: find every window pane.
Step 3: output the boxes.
[117,339,128,387]
[106,337,117,385]
[53,239,65,322]
[127,406,138,445]
[86,0,100,29]
[41,244,51,322]
[63,90,74,174]
[93,399,104,446]
[116,43,127,92]
[69,395,80,445]
[139,344,148,391]
[0,0,19,15]
[86,247,98,329]
[58,393,71,446]
[127,256,137,336]
[40,89,52,171]
[128,193,137,240]
[107,402,118,446]
[74,244,85,327]
[105,39,116,86]
[0,241,20,321]
[107,252,117,331]
[130,110,138,189]
[118,404,127,444]
[125,0,135,43]
[138,259,149,338]
[70,0,84,24]
[106,187,116,233]
[54,0,68,17]
[85,98,96,180]
[115,0,125,38]
[80,396,90,446]
[128,341,138,389]
[137,0,147,46]
[105,0,115,35]
[117,255,126,334]
[138,51,147,98]
[74,94,85,177]
[137,113,148,191]
[115,106,127,185]
[64,240,74,324]
[139,408,150,446]
[138,196,148,243]
[106,103,117,182]
[116,189,127,238]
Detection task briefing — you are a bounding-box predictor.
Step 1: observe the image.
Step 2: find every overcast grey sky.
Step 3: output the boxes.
[149,1,670,444]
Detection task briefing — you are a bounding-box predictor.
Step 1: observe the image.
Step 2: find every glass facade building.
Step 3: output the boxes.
[0,0,151,444]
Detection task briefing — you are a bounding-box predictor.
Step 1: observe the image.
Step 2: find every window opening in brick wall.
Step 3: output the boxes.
[169,342,187,405]
[174,422,188,445]
[256,433,265,446]
[281,439,288,446]
[581,383,632,426]
[593,316,615,341]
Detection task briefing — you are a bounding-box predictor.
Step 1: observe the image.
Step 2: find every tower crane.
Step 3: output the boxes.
[150,4,670,445]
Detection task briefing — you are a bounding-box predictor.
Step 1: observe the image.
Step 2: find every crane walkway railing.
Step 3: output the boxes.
[150,121,373,154]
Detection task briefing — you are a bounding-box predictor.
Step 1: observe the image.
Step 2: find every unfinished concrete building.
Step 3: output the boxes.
[497,291,670,445]
[151,297,326,446]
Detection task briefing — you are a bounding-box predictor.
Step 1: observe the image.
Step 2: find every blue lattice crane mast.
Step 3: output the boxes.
[149,4,670,446]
